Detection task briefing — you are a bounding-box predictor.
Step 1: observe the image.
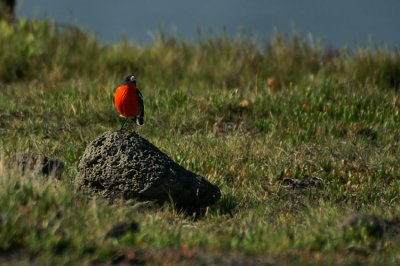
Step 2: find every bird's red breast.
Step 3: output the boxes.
[114,84,141,118]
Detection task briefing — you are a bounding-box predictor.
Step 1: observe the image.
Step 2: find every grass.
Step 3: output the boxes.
[0,17,400,264]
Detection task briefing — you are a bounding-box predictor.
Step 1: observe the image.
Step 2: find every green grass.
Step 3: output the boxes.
[0,17,400,264]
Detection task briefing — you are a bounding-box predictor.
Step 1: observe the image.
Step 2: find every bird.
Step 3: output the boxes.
[113,74,144,130]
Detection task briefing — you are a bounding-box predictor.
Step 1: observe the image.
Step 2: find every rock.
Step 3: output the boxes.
[130,201,157,211]
[343,213,400,239]
[77,131,221,212]
[11,153,65,178]
[281,176,324,189]
[105,221,139,239]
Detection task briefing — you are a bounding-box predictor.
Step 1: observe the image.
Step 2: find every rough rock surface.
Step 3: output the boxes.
[77,131,221,211]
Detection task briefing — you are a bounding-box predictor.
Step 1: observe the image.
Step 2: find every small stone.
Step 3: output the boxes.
[10,153,65,178]
[105,221,139,239]
[343,213,400,239]
[281,176,324,189]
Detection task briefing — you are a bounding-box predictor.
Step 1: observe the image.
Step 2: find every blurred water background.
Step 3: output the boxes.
[17,0,400,48]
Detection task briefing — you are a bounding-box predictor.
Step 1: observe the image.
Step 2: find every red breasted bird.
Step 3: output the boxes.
[114,75,144,130]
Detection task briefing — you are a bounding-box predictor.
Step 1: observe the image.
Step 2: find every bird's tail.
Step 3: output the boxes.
[136,117,144,125]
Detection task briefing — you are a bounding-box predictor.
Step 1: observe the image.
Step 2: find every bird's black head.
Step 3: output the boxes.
[123,74,136,84]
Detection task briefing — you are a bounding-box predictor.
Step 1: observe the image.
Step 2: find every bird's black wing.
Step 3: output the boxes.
[136,89,144,125]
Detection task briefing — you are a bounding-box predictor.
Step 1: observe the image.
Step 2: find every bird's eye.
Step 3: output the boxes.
[130,76,136,82]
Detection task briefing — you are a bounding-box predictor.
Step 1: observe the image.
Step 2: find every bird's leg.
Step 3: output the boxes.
[120,118,128,131]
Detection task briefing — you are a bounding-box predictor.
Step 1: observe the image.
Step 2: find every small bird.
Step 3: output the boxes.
[114,74,144,130]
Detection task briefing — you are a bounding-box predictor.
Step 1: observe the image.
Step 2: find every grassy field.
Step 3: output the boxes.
[0,17,400,265]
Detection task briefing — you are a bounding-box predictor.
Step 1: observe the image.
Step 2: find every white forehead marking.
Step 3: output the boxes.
[130,76,136,82]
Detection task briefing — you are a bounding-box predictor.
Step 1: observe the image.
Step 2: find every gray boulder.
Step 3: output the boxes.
[76,131,221,212]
